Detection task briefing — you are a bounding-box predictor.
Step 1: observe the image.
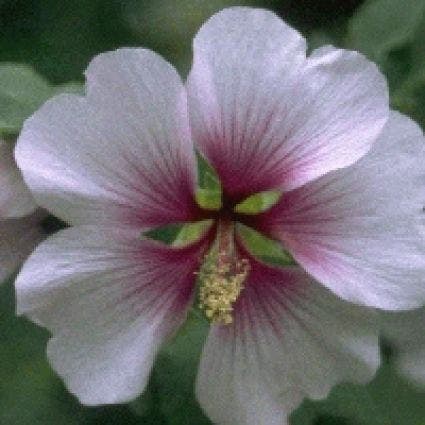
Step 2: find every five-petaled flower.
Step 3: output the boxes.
[14,7,425,425]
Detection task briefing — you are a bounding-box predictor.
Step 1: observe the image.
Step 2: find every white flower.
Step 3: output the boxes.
[0,138,44,282]
[14,7,425,425]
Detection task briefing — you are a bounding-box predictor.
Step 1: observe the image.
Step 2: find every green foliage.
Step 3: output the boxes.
[346,0,425,109]
[292,356,425,425]
[0,280,143,425]
[234,190,281,215]
[347,0,425,63]
[390,13,425,126]
[0,63,83,137]
[195,152,222,210]
[0,64,51,136]
[144,223,190,245]
[172,220,213,247]
[237,223,296,267]
[152,313,213,425]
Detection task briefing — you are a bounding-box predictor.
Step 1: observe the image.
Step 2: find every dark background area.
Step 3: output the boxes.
[0,0,364,83]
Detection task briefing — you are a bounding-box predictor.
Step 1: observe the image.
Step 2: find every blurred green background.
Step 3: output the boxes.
[1,0,425,424]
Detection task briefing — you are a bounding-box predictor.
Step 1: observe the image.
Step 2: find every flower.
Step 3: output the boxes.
[0,138,45,282]
[14,7,425,424]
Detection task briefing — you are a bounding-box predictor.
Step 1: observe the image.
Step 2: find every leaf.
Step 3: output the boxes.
[292,383,389,425]
[195,152,222,210]
[0,63,84,137]
[0,279,143,425]
[143,223,184,244]
[0,64,52,136]
[172,220,213,247]
[237,224,296,267]
[195,188,222,211]
[392,62,425,127]
[234,190,281,215]
[291,355,425,425]
[347,0,425,63]
[153,312,213,425]
[0,280,81,425]
[143,220,212,247]
[53,81,84,95]
[307,30,337,52]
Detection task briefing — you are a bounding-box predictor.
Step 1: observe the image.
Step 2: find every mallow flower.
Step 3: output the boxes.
[0,138,45,282]
[14,7,425,425]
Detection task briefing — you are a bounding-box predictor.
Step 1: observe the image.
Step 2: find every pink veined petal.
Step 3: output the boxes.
[15,224,207,405]
[196,254,379,425]
[0,139,36,218]
[16,48,199,228]
[255,111,425,310]
[0,209,46,282]
[187,7,388,202]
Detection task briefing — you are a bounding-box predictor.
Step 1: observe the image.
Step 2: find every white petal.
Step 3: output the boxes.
[0,139,36,218]
[381,308,425,386]
[16,49,198,228]
[187,7,388,200]
[196,260,379,425]
[0,209,45,282]
[15,225,205,405]
[257,111,425,310]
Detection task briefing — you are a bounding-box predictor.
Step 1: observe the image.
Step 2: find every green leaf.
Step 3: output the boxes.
[347,0,425,63]
[392,64,425,127]
[237,224,296,267]
[53,81,85,96]
[307,30,336,52]
[234,190,281,215]
[292,383,389,425]
[292,355,425,425]
[195,188,222,211]
[195,152,222,210]
[0,280,82,425]
[0,63,84,137]
[410,14,425,72]
[0,277,156,425]
[196,151,220,189]
[143,223,184,244]
[389,14,425,123]
[172,220,213,247]
[0,64,52,136]
[153,312,213,425]
[143,220,212,247]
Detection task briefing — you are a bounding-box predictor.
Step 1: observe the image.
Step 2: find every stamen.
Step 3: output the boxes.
[198,249,250,325]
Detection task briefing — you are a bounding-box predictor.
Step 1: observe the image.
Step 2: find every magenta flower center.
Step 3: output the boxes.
[195,186,279,324]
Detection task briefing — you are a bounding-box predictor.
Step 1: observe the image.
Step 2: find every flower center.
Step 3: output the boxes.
[198,220,250,325]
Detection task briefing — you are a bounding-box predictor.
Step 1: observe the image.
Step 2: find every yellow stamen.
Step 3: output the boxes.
[198,250,250,325]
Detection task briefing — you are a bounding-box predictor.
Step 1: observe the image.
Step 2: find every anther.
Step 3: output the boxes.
[198,250,250,325]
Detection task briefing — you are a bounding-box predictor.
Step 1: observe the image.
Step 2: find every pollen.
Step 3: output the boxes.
[198,250,250,325]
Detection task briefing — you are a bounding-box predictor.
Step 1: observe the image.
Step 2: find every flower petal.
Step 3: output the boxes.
[0,210,45,282]
[256,111,425,310]
[187,7,388,201]
[0,139,36,218]
[196,257,379,425]
[381,308,425,386]
[15,225,206,405]
[16,49,198,228]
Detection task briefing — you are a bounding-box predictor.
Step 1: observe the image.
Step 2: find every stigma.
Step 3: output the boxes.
[198,249,250,325]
